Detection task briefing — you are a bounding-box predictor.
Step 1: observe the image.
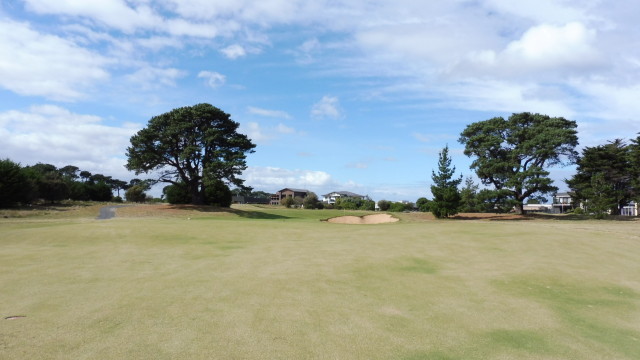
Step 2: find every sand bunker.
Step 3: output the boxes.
[327,213,399,224]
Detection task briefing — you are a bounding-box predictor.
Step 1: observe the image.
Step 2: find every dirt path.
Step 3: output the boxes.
[96,205,132,220]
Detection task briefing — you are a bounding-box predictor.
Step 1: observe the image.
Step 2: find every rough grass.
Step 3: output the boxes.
[1,204,639,359]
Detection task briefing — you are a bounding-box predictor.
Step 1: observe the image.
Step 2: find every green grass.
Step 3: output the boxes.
[1,204,639,359]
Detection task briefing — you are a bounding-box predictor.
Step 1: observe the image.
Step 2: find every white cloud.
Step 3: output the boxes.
[311,95,343,120]
[412,132,432,143]
[484,0,590,24]
[243,166,333,192]
[241,122,271,143]
[0,19,110,101]
[198,71,226,88]
[347,162,369,169]
[136,36,184,51]
[0,105,139,179]
[276,123,296,134]
[572,81,640,121]
[239,121,301,143]
[247,106,291,119]
[23,0,161,33]
[165,18,220,38]
[438,79,576,118]
[294,38,321,64]
[221,44,247,59]
[126,66,186,88]
[503,22,601,69]
[449,22,603,81]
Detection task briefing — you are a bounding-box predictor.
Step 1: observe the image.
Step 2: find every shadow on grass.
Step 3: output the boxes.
[528,213,639,222]
[164,204,291,220]
[4,202,93,211]
[226,208,291,220]
[450,212,638,222]
[452,214,534,221]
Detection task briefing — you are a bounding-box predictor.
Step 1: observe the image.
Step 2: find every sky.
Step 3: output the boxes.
[0,0,638,202]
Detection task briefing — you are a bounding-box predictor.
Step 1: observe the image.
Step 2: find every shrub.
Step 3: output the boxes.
[281,196,295,208]
[204,179,232,207]
[377,200,391,211]
[389,202,410,212]
[163,183,191,204]
[303,192,320,209]
[0,159,32,207]
[416,197,431,212]
[125,185,147,203]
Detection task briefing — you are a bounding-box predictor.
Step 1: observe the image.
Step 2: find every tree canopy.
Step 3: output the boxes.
[126,103,256,205]
[566,139,634,216]
[459,112,578,214]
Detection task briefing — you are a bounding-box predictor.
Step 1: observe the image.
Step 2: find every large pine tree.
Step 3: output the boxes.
[566,139,633,215]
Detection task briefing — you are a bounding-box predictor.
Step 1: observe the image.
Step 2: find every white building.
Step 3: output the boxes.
[322,191,367,204]
[552,192,575,213]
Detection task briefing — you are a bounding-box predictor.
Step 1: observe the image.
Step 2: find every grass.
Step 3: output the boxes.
[1,204,639,359]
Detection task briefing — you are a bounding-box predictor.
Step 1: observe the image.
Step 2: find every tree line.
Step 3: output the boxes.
[0,160,152,207]
[3,104,637,218]
[426,112,640,218]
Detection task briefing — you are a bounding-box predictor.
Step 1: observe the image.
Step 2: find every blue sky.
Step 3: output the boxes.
[0,0,638,201]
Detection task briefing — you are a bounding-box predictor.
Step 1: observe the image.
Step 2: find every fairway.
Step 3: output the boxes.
[1,205,639,359]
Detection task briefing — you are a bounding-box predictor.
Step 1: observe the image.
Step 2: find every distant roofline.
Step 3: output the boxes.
[277,188,310,193]
[322,190,365,198]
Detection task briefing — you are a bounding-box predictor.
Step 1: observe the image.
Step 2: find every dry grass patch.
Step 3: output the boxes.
[115,203,235,218]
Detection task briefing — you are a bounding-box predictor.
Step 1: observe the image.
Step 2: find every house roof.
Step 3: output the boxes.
[322,191,364,198]
[277,188,310,193]
[554,192,573,197]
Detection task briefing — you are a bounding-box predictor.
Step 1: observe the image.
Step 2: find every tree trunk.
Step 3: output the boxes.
[189,181,204,205]
[513,202,524,214]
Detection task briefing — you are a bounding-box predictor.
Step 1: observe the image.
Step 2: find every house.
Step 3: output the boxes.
[321,191,367,205]
[552,192,575,213]
[523,204,553,213]
[621,202,638,216]
[270,188,311,205]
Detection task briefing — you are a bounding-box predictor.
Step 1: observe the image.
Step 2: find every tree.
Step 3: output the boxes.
[430,145,462,218]
[128,178,151,191]
[377,200,391,211]
[389,202,412,212]
[303,192,321,209]
[566,139,633,215]
[281,196,295,208]
[458,176,480,213]
[125,185,147,203]
[476,189,515,213]
[585,172,618,219]
[163,183,192,204]
[88,181,113,202]
[111,179,128,197]
[126,104,256,205]
[23,163,69,203]
[59,165,80,181]
[630,135,640,201]
[79,171,92,182]
[204,178,232,207]
[334,197,374,211]
[0,159,32,207]
[416,197,431,212]
[459,112,578,214]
